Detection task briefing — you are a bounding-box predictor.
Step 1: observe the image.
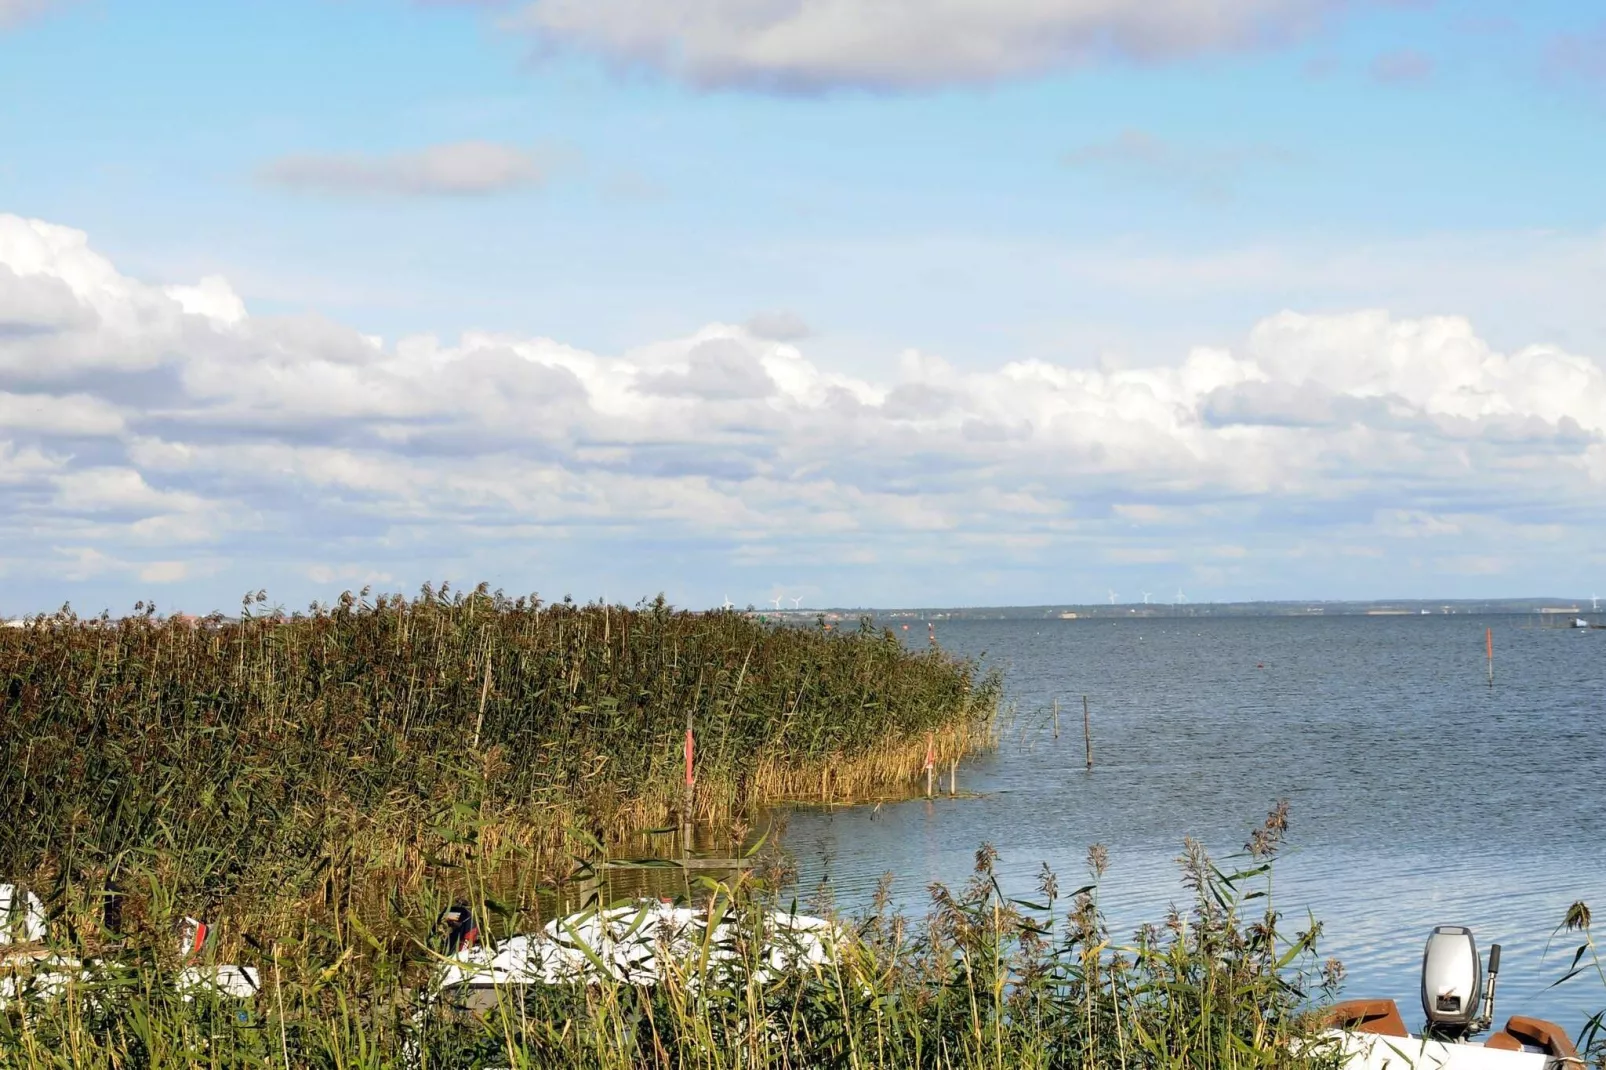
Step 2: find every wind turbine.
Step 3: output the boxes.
[1141,591,1152,605]
[791,596,802,609]
[1175,587,1187,605]
[769,595,783,610]
[721,595,734,610]
[1108,589,1118,605]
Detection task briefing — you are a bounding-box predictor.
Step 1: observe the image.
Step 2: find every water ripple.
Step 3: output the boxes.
[779,616,1606,1031]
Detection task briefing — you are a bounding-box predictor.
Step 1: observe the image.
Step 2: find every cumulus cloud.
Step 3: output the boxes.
[259,141,547,197]
[496,0,1367,91]
[636,338,777,399]
[2,211,1606,606]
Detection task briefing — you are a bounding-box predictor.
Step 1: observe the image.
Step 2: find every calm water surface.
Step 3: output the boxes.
[778,615,1606,1031]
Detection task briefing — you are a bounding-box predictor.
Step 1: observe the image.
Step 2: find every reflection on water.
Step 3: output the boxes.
[777,615,1606,1031]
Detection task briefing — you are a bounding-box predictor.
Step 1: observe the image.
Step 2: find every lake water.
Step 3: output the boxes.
[777,614,1606,1033]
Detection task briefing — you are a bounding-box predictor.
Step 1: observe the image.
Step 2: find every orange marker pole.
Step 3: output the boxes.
[1486,627,1494,689]
[683,710,695,855]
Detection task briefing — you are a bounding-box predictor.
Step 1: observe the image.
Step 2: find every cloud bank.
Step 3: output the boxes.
[497,0,1367,90]
[2,213,1605,608]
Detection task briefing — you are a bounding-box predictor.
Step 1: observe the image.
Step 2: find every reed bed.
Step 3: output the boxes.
[2,591,1361,1067]
[2,808,1349,1069]
[1,585,997,953]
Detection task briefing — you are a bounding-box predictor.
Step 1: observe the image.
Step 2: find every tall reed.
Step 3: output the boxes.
[1,809,1346,1069]
[2,586,996,948]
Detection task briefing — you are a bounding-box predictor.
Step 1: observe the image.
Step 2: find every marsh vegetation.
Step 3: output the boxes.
[0,587,1391,1067]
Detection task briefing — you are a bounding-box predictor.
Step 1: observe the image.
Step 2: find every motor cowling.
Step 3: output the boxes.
[1421,925,1481,1035]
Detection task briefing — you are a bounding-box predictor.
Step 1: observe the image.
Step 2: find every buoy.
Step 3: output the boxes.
[1257,663,1264,669]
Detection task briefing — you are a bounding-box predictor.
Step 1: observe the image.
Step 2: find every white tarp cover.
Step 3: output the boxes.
[436,900,842,991]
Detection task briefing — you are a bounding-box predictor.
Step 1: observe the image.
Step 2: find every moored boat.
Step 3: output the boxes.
[430,898,843,1010]
[1322,926,1583,1067]
[1,883,258,1008]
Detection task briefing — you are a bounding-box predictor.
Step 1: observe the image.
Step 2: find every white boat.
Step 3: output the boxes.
[1572,618,1590,629]
[0,883,46,944]
[1322,927,1583,1068]
[1325,1009,1580,1067]
[1,884,258,1007]
[431,898,842,1010]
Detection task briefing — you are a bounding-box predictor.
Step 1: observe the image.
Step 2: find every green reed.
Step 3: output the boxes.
[2,585,995,945]
[2,808,1345,1069]
[2,588,1349,1067]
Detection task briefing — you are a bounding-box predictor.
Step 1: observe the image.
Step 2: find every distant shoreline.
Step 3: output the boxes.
[769,599,1603,621]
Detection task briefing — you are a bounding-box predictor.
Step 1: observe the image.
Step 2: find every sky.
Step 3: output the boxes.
[2,0,1606,614]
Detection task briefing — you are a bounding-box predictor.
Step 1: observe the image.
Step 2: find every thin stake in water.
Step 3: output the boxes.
[1083,695,1093,770]
[1486,626,1494,689]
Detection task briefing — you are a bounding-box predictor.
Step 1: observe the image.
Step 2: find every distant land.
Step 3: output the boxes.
[756,599,1604,622]
[4,597,1601,627]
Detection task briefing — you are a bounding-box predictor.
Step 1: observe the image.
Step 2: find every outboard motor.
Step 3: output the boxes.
[438,904,478,955]
[1421,925,1501,1039]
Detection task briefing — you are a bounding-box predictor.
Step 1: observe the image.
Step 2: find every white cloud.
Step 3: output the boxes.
[3,211,1606,605]
[0,392,124,436]
[165,276,248,326]
[259,141,548,196]
[139,561,190,583]
[498,0,1361,90]
[52,468,209,516]
[0,441,62,483]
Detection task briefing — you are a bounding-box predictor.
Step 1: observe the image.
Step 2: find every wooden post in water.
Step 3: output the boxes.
[1082,695,1093,770]
[949,757,957,795]
[1486,627,1494,689]
[1052,698,1060,739]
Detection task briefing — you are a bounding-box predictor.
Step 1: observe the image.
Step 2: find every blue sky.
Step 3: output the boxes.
[2,0,1606,612]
